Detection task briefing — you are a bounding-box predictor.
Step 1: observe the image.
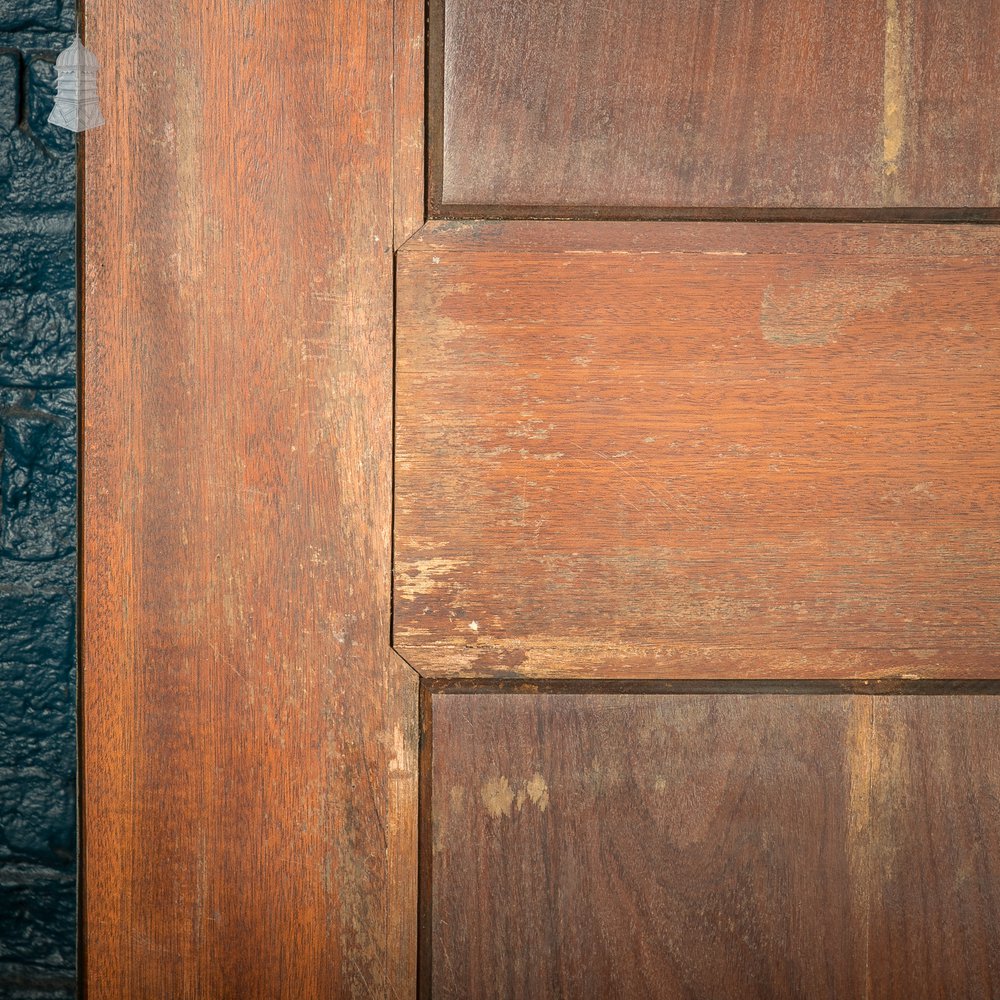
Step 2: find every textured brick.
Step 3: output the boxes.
[0,212,75,291]
[0,57,76,210]
[0,0,64,33]
[0,289,75,388]
[0,659,75,779]
[0,558,73,671]
[0,4,77,994]
[0,557,74,668]
[1,388,75,559]
[0,48,17,131]
[0,868,75,970]
[0,768,74,864]
[25,55,75,161]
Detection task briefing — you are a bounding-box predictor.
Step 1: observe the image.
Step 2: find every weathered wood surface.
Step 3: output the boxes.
[426,690,1000,999]
[81,2,417,996]
[432,0,1000,216]
[868,696,1000,998]
[395,222,1000,680]
[395,0,426,247]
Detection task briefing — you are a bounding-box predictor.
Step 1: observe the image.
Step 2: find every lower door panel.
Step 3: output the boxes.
[423,690,1000,1000]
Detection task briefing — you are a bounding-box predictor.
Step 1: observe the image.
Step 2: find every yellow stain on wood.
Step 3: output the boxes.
[481,776,516,818]
[482,774,549,818]
[525,773,549,812]
[883,0,908,194]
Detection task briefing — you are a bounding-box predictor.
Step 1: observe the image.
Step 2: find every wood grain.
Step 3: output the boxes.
[868,696,1000,998]
[426,689,1000,999]
[432,0,1000,216]
[394,222,1000,680]
[395,0,426,246]
[81,2,417,997]
[426,691,867,998]
[893,0,1000,209]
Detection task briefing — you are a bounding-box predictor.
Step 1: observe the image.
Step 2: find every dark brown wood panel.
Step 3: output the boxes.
[901,0,1000,209]
[427,689,1000,999]
[869,696,1000,999]
[433,0,1000,215]
[426,691,867,998]
[394,222,1000,680]
[81,2,417,996]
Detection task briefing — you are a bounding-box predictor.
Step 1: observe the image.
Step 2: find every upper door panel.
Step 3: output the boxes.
[431,0,1000,216]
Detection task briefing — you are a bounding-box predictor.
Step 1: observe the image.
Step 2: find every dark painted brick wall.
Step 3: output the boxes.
[1,1,77,997]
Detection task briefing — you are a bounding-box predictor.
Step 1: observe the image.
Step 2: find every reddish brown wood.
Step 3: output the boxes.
[395,0,426,246]
[394,222,1000,680]
[426,691,868,998]
[432,0,1000,216]
[81,2,417,996]
[868,696,1000,998]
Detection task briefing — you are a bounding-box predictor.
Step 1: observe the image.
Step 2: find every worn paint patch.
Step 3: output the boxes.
[480,776,515,819]
[481,774,549,818]
[387,724,416,775]
[883,0,910,199]
[394,556,467,603]
[761,276,906,346]
[525,773,549,812]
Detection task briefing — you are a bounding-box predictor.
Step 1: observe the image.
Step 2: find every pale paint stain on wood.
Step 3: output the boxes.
[883,0,910,201]
[760,275,907,346]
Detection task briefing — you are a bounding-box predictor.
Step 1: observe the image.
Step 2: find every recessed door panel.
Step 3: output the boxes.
[395,222,1000,680]
[433,0,1000,215]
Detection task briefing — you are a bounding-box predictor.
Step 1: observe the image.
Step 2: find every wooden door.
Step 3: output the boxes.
[82,1,999,997]
[403,2,1000,997]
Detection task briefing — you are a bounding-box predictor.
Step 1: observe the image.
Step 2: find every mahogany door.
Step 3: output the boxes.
[82,1,999,997]
[400,2,1000,997]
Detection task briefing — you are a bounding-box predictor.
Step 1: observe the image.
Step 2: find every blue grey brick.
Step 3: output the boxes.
[0,388,75,559]
[0,1,64,34]
[0,869,75,966]
[0,212,74,292]
[25,54,75,161]
[0,49,17,132]
[0,557,74,667]
[0,4,76,993]
[0,289,75,388]
[0,669,74,775]
[0,767,74,864]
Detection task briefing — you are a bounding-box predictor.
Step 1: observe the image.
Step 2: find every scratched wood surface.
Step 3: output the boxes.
[432,0,1000,215]
[426,690,1000,999]
[81,2,417,997]
[394,222,1000,680]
